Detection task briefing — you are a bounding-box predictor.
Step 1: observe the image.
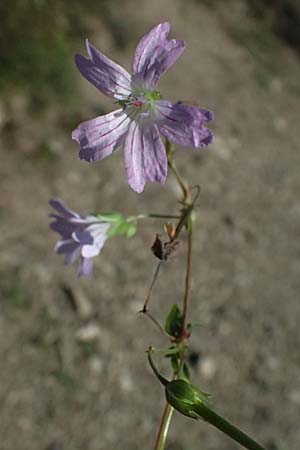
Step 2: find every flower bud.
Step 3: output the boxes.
[165,379,210,420]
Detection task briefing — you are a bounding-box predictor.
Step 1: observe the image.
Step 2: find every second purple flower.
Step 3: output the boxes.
[72,22,214,193]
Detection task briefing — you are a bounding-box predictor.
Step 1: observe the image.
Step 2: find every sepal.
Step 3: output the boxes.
[96,213,137,239]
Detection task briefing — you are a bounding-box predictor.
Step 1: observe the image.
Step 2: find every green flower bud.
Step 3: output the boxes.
[147,349,267,450]
[165,379,208,420]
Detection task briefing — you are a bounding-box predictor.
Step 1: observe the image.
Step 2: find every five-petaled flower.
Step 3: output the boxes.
[49,199,110,278]
[72,22,214,193]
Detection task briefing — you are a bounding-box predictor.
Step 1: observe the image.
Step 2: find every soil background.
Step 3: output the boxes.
[1,1,300,450]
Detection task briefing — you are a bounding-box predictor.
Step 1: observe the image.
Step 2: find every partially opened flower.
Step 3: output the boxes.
[72,22,214,193]
[49,199,110,278]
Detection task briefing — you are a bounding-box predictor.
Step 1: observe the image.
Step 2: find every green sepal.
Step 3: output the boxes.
[165,379,267,450]
[107,220,137,239]
[186,209,196,231]
[165,304,183,338]
[165,379,210,420]
[115,99,128,108]
[165,139,177,157]
[125,222,137,238]
[145,90,161,101]
[95,212,137,239]
[96,212,124,223]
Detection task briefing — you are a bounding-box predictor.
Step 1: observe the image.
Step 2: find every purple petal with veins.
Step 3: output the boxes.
[72,109,132,162]
[75,40,131,99]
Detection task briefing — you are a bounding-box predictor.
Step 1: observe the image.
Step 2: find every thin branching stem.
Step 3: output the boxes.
[141,310,167,337]
[142,261,162,312]
[131,213,181,221]
[168,159,189,199]
[152,141,196,450]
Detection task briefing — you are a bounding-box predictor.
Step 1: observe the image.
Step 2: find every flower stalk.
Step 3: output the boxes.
[154,403,174,450]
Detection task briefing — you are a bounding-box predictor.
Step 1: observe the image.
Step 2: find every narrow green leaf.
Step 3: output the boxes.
[165,304,183,338]
[170,355,179,373]
[182,362,191,381]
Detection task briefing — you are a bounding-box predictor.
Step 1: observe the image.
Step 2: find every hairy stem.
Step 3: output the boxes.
[181,224,193,337]
[168,159,189,199]
[166,140,189,200]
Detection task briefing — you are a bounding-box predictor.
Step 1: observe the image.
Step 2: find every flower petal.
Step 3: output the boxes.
[81,223,110,258]
[124,122,146,193]
[75,39,131,99]
[50,217,76,238]
[72,231,94,245]
[81,242,102,258]
[72,109,132,162]
[132,23,170,74]
[132,23,185,89]
[78,257,94,279]
[55,239,79,256]
[65,246,81,266]
[157,101,214,148]
[49,199,80,219]
[142,124,167,183]
[124,122,167,193]
[172,103,215,124]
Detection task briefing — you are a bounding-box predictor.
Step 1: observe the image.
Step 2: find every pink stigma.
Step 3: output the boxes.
[133,100,143,107]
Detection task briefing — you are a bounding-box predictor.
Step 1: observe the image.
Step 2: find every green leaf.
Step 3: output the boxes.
[170,355,179,373]
[182,362,191,381]
[165,304,183,338]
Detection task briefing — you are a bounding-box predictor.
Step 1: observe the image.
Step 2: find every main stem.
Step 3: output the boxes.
[154,143,194,450]
[181,224,193,337]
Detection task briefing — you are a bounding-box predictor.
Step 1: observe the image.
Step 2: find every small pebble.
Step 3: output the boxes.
[75,323,101,342]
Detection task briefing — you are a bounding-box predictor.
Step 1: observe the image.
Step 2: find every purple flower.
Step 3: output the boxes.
[72,22,214,193]
[49,199,110,278]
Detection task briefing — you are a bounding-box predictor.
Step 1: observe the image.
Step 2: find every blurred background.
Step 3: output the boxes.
[1,1,300,449]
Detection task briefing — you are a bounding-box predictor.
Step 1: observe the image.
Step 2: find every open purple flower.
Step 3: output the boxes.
[72,22,214,193]
[49,199,110,278]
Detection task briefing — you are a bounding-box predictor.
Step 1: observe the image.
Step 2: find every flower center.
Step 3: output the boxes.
[116,90,161,119]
